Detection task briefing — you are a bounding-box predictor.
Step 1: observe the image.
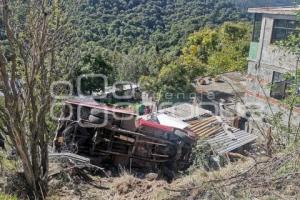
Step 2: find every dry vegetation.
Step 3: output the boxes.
[0,138,299,199]
[161,146,300,199]
[47,164,168,200]
[39,143,300,200]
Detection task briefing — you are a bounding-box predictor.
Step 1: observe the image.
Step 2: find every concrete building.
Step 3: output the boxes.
[246,6,300,125]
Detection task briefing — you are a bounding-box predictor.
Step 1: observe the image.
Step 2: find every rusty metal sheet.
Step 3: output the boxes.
[188,117,257,155]
[188,117,222,138]
[206,128,257,154]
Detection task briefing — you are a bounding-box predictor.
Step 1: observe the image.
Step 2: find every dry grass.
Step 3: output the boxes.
[113,171,137,195]
[47,167,168,200]
[111,170,168,200]
[155,158,254,200]
[47,151,299,200]
[156,147,300,200]
[46,143,300,200]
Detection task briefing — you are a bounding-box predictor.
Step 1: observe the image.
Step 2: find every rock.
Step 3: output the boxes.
[145,173,158,181]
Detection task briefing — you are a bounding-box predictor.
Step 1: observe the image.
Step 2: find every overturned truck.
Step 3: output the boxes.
[53,98,197,173]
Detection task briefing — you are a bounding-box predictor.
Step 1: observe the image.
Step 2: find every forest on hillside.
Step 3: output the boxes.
[72,0,247,86]
[0,0,292,94]
[78,0,244,54]
[71,0,294,84]
[78,0,292,52]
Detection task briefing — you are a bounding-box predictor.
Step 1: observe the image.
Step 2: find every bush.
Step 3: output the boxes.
[0,193,17,200]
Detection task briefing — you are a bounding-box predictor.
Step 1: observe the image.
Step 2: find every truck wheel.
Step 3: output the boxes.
[62,123,91,153]
[174,130,195,144]
[90,109,114,119]
[89,115,112,125]
[79,106,90,120]
[89,115,105,124]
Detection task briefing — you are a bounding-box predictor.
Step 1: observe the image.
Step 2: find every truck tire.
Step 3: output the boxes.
[62,123,91,153]
[89,115,113,125]
[79,106,90,120]
[90,109,114,119]
[174,130,195,144]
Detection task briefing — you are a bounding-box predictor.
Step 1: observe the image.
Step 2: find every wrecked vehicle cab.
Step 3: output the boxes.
[53,98,196,173]
[139,113,197,145]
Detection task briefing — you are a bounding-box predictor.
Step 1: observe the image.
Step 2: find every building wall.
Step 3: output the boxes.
[246,13,300,126]
[249,14,298,76]
[259,14,298,72]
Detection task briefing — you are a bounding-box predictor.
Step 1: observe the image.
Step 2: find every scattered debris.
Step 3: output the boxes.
[49,153,91,165]
[47,158,168,200]
[189,117,257,155]
[48,153,108,178]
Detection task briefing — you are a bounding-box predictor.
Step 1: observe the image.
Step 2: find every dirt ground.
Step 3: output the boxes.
[47,164,169,200]
[1,147,299,200]
[46,147,300,200]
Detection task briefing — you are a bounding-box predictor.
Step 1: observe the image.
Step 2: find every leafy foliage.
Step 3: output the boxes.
[0,193,17,200]
[68,0,288,84]
[140,62,194,102]
[78,0,245,54]
[180,22,251,76]
[77,51,113,95]
[140,22,251,101]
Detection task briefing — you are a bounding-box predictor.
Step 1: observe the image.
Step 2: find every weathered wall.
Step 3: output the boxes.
[259,14,298,73]
[246,13,300,125]
[247,14,298,99]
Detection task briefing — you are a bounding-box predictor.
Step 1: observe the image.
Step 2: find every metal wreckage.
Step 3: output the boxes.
[53,99,196,173]
[53,85,257,175]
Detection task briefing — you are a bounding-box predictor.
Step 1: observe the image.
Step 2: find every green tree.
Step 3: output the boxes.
[0,0,77,198]
[68,0,269,85]
[180,22,251,76]
[78,52,113,95]
[140,22,250,102]
[140,62,194,102]
[179,27,219,76]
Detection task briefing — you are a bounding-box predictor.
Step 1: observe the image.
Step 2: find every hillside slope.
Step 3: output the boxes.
[78,0,293,54]
[78,0,244,53]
